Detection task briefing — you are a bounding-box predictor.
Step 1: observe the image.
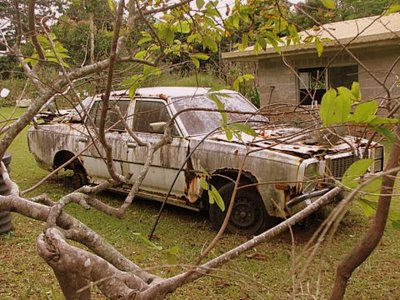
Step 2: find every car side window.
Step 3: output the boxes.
[88,100,130,131]
[132,100,177,135]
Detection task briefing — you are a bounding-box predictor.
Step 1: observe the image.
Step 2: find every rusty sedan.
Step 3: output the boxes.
[27,87,384,235]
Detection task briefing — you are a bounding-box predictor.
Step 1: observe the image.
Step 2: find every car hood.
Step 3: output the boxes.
[207,126,365,158]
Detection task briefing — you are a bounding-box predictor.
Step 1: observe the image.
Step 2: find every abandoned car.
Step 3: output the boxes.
[27,87,384,235]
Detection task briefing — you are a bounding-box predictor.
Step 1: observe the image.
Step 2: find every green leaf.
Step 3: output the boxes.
[204,2,220,17]
[168,245,180,255]
[337,87,354,99]
[373,127,396,143]
[148,44,160,52]
[196,0,205,9]
[138,36,153,46]
[192,53,209,60]
[240,33,249,50]
[315,37,323,57]
[229,123,256,137]
[187,33,201,43]
[342,159,372,189]
[165,245,179,265]
[192,57,200,68]
[132,233,162,250]
[232,13,240,29]
[208,93,228,125]
[134,50,147,59]
[357,198,377,217]
[128,87,137,99]
[351,82,361,100]
[174,21,191,34]
[166,252,177,265]
[361,177,382,194]
[253,42,262,53]
[202,35,218,52]
[320,89,337,126]
[242,74,254,81]
[386,4,400,14]
[351,101,378,123]
[321,0,336,9]
[332,94,351,124]
[232,77,241,91]
[200,177,209,190]
[210,185,225,211]
[369,117,399,126]
[159,25,174,45]
[256,36,267,50]
[223,125,233,140]
[143,65,161,76]
[266,35,281,54]
[164,28,174,46]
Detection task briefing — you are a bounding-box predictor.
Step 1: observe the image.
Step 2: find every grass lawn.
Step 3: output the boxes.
[1,106,399,299]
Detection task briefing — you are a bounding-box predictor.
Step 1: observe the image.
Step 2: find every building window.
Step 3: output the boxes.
[328,65,358,89]
[298,65,358,105]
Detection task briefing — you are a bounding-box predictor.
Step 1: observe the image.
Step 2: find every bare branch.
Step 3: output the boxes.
[28,0,46,63]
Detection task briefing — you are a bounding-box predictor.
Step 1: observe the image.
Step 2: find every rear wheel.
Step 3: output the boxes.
[63,165,88,189]
[209,182,268,235]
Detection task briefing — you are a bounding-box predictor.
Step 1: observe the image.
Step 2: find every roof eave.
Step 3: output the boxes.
[222,32,400,61]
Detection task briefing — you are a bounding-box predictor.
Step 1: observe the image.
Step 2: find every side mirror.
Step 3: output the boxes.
[0,88,10,98]
[149,121,167,134]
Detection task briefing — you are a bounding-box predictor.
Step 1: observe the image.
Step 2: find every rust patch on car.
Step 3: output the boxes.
[184,146,201,203]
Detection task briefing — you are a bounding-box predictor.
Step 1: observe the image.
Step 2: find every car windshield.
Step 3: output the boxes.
[170,92,267,136]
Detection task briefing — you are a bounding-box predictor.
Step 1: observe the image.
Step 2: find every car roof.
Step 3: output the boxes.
[135,87,209,99]
[134,87,239,100]
[83,87,239,104]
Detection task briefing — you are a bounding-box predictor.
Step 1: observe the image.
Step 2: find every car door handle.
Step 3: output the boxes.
[78,136,88,143]
[127,142,137,149]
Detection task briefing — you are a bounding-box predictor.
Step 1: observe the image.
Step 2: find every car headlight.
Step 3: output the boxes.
[303,162,320,193]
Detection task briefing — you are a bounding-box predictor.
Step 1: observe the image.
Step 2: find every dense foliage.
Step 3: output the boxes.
[291,0,400,29]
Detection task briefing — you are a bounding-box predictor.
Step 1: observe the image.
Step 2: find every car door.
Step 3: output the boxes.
[126,98,194,201]
[78,97,132,181]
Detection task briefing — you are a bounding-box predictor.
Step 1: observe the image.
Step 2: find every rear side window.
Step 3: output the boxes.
[88,100,130,131]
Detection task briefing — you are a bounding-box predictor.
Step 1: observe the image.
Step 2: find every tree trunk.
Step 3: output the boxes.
[330,126,400,300]
[89,12,95,65]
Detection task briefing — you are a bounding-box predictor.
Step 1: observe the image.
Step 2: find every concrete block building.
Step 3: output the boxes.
[222,13,400,108]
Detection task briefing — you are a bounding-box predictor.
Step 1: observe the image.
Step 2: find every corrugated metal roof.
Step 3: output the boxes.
[222,13,400,60]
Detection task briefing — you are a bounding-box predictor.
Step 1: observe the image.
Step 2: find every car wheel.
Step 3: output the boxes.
[63,167,88,189]
[0,211,13,234]
[0,222,13,234]
[209,182,267,235]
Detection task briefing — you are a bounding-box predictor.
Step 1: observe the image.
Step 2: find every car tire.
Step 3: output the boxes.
[0,211,13,234]
[0,222,13,234]
[0,153,13,234]
[209,182,267,235]
[63,167,88,189]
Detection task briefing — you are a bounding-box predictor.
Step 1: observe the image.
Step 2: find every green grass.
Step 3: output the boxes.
[1,107,400,299]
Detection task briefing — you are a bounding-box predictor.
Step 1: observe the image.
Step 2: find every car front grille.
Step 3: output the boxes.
[325,155,358,179]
